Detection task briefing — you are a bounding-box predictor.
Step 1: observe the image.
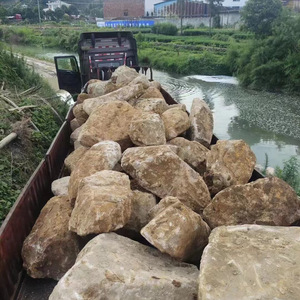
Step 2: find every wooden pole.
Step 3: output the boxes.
[0,133,18,149]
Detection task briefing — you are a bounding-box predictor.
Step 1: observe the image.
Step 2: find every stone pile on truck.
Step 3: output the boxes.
[0,32,300,300]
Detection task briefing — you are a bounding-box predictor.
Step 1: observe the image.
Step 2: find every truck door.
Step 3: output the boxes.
[54,56,82,94]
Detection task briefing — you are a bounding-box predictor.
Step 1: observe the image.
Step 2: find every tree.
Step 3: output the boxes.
[54,7,64,21]
[68,5,79,16]
[206,0,223,29]
[241,0,283,36]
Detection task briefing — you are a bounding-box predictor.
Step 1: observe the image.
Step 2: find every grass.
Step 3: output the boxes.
[0,45,68,224]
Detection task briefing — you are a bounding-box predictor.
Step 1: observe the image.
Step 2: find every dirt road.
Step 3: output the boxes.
[21,55,59,90]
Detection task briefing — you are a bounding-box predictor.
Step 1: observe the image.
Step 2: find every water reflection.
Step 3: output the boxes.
[153,70,300,168]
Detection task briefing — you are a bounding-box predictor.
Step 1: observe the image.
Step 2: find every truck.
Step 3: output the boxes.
[0,31,264,300]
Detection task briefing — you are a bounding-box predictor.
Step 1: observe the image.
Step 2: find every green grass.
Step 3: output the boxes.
[0,45,67,224]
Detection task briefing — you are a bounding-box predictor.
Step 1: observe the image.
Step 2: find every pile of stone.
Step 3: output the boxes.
[21,66,300,300]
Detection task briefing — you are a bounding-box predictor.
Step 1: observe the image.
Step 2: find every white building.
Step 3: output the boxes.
[222,0,248,8]
[43,1,71,12]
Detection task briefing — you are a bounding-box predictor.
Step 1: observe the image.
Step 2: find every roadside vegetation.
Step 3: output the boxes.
[0,43,68,224]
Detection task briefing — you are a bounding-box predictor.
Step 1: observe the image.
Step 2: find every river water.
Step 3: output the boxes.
[153,70,300,169]
[10,45,300,169]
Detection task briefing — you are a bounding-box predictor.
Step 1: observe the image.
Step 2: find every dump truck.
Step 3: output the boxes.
[0,31,264,300]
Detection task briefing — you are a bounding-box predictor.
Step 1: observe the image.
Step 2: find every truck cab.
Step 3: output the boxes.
[55,31,143,94]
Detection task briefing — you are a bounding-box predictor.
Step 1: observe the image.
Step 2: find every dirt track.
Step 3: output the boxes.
[20,55,59,90]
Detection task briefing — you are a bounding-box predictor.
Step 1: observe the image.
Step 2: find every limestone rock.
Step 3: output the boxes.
[169,137,209,175]
[134,98,168,115]
[162,107,191,140]
[83,84,144,115]
[73,104,89,126]
[49,233,198,300]
[73,140,81,150]
[204,140,256,195]
[198,225,300,300]
[141,198,210,261]
[22,195,80,280]
[166,103,187,112]
[70,125,82,144]
[64,146,89,173]
[51,176,70,196]
[87,80,109,97]
[76,93,91,104]
[69,171,132,236]
[111,65,139,86]
[124,190,157,232]
[129,74,150,89]
[68,141,121,201]
[149,196,181,220]
[203,177,300,228]
[121,145,211,214]
[149,80,161,90]
[70,118,80,132]
[129,112,166,146]
[140,86,164,99]
[79,101,138,149]
[189,98,213,148]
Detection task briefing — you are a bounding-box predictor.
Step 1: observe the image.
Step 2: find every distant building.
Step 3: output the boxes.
[222,0,248,9]
[145,0,162,15]
[103,0,145,19]
[154,0,209,17]
[43,1,71,12]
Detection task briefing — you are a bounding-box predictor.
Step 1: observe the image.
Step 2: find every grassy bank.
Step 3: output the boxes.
[0,44,68,224]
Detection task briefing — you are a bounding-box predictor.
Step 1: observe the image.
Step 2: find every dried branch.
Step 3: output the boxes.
[0,94,40,132]
[38,96,64,123]
[8,105,37,112]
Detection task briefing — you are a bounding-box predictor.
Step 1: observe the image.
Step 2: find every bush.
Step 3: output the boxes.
[151,23,178,36]
[275,157,300,195]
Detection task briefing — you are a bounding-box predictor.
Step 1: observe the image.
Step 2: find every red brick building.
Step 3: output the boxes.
[103,0,145,19]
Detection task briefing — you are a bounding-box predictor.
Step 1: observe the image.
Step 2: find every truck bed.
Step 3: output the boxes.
[0,89,264,300]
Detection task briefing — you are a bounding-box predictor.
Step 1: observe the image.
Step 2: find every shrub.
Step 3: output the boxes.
[151,23,178,36]
[275,157,300,195]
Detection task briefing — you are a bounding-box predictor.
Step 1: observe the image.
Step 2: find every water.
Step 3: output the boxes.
[153,70,300,169]
[9,44,300,169]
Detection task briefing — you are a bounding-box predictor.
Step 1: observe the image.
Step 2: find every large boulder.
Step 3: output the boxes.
[86,80,117,97]
[203,177,300,228]
[161,107,191,140]
[79,101,138,150]
[204,140,256,195]
[111,65,139,86]
[141,197,210,261]
[69,171,132,236]
[22,195,80,280]
[64,146,89,173]
[49,233,199,300]
[51,176,70,196]
[76,93,92,104]
[169,137,209,175]
[129,112,166,146]
[124,190,157,233]
[134,98,168,115]
[73,104,89,126]
[70,125,82,145]
[68,141,121,201]
[83,84,144,115]
[189,98,213,148]
[121,145,211,214]
[140,86,164,99]
[70,118,80,131]
[198,225,300,300]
